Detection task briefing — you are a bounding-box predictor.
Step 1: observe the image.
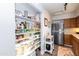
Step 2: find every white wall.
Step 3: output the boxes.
[41,10,51,55]
[0,3,15,56]
[42,10,51,35]
[43,10,51,21]
[39,6,51,55]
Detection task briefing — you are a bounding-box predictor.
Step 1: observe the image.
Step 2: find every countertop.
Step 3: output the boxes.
[72,34,79,40]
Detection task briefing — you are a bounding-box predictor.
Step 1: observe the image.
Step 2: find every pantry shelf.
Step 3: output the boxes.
[15,15,40,23]
[22,44,40,56]
[15,8,41,56]
[16,37,40,47]
[16,31,40,35]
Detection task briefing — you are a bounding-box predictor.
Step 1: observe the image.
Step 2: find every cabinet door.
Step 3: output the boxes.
[64,34,72,45]
[64,19,71,28]
[72,36,79,56]
[64,18,77,28]
[70,18,77,28]
[76,16,79,27]
[72,38,77,55]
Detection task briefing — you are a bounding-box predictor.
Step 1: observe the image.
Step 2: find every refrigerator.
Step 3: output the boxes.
[51,20,64,45]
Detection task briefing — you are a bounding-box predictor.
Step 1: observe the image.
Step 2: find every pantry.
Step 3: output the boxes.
[15,3,41,56]
[15,3,53,56]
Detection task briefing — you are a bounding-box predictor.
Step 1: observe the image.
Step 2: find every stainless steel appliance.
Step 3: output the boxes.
[51,20,64,45]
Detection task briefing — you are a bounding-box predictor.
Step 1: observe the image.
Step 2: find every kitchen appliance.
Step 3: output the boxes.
[46,44,50,50]
[45,35,54,54]
[45,41,54,54]
[51,20,64,45]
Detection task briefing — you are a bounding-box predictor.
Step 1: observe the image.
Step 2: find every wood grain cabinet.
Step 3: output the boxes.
[64,34,72,45]
[64,18,77,28]
[64,19,71,28]
[70,18,77,28]
[64,35,79,55]
[72,36,79,56]
[76,16,79,27]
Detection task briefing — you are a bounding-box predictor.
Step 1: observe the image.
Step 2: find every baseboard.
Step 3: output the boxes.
[64,44,72,48]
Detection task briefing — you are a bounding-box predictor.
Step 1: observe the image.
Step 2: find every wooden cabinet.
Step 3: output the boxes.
[64,19,71,28]
[64,34,79,55]
[72,36,79,56]
[76,16,79,27]
[64,18,77,28]
[70,18,77,28]
[64,34,72,45]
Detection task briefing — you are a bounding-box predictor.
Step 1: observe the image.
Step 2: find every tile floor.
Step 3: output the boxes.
[57,46,74,56]
[36,45,74,56]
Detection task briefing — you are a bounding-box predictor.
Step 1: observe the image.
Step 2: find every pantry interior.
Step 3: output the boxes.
[15,3,52,56]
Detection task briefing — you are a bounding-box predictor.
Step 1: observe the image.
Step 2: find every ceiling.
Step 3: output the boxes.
[40,3,79,16]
